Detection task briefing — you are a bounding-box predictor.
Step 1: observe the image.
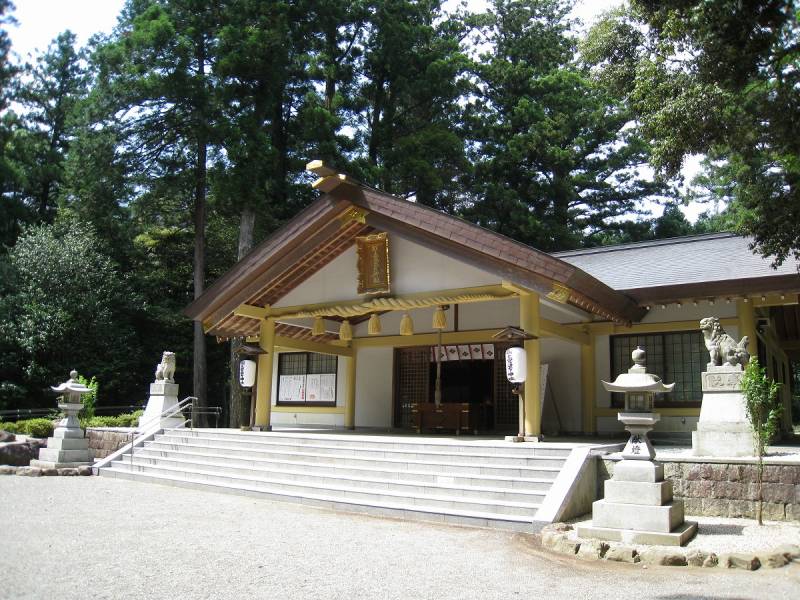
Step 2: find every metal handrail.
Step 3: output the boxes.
[127,396,197,469]
[189,397,222,429]
[0,408,59,420]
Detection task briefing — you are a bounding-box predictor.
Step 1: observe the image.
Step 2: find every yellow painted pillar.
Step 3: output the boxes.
[345,352,357,430]
[736,300,758,361]
[254,318,275,430]
[520,293,542,438]
[580,336,596,434]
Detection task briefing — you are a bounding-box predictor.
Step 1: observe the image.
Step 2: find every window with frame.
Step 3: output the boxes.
[277,352,338,406]
[610,331,708,407]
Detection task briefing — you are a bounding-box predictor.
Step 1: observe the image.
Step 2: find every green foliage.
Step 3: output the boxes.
[82,410,143,428]
[0,421,18,433]
[14,417,55,438]
[463,0,673,251]
[742,358,783,458]
[587,1,800,266]
[77,375,98,419]
[0,220,143,408]
[741,358,783,525]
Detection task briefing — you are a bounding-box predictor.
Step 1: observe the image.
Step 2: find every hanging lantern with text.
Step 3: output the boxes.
[239,359,257,388]
[505,347,527,383]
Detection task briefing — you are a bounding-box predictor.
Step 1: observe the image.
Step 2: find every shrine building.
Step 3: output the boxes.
[185,161,799,438]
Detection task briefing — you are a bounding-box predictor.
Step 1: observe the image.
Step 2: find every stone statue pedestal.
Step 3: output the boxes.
[138,382,184,431]
[692,365,753,457]
[30,403,93,468]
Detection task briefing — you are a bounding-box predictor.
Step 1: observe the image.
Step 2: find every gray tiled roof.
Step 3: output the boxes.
[552,233,799,291]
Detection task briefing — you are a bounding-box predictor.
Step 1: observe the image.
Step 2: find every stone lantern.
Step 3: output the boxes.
[576,348,697,546]
[604,346,670,461]
[30,370,93,468]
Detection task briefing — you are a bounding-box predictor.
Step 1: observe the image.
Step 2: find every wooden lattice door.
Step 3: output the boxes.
[493,342,516,430]
[394,347,430,428]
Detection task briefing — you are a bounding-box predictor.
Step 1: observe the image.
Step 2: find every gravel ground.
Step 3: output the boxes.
[653,445,800,463]
[568,515,800,555]
[2,477,799,600]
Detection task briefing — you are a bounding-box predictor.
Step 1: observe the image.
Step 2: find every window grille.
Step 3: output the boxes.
[610,331,707,407]
[276,352,337,406]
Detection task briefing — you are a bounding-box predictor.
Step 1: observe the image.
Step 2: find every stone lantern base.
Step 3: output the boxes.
[576,459,697,546]
[30,403,93,469]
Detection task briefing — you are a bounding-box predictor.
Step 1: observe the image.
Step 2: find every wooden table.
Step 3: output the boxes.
[411,402,484,435]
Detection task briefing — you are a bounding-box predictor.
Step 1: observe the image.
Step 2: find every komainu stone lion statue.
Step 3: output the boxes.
[155,351,176,383]
[699,317,749,369]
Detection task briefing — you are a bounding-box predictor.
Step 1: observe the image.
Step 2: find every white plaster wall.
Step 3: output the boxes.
[456,297,517,331]
[273,232,500,309]
[540,301,591,324]
[354,347,394,428]
[540,339,582,433]
[639,302,737,323]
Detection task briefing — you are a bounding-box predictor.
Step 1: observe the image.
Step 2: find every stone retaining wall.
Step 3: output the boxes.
[600,458,800,522]
[87,428,133,460]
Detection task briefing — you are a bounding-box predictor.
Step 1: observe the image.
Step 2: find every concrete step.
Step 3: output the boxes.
[120,454,548,503]
[142,440,562,479]
[104,462,540,520]
[169,429,574,458]
[131,447,556,489]
[152,433,566,468]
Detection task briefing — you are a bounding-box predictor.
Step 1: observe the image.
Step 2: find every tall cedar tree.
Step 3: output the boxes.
[353,0,472,210]
[465,0,668,252]
[5,31,88,227]
[93,0,226,419]
[0,0,20,250]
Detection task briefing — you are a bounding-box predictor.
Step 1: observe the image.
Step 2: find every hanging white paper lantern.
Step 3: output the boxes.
[239,359,257,388]
[504,347,527,383]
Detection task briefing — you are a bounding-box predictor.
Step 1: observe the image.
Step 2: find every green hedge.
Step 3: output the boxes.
[0,418,55,438]
[0,410,144,437]
[82,410,143,428]
[0,421,18,434]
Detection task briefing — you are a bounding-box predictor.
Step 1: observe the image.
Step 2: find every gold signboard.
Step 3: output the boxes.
[356,232,390,295]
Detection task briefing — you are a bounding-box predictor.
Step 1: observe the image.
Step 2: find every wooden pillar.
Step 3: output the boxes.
[520,293,542,438]
[737,299,758,361]
[581,336,596,434]
[345,352,357,430]
[254,318,275,430]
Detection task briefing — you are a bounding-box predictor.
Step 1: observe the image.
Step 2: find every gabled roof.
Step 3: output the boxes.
[554,232,800,304]
[186,163,646,337]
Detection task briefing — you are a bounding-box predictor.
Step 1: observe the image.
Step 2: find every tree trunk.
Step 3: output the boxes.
[228,205,256,428]
[192,37,208,427]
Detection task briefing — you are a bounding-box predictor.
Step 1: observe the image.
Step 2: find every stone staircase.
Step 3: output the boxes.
[98,429,576,531]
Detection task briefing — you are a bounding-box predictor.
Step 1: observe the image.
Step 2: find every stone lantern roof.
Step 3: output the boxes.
[601,347,675,394]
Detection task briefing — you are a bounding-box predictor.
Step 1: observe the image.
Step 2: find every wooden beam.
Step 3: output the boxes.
[306,159,338,178]
[751,293,800,308]
[540,318,590,345]
[312,174,349,193]
[269,285,516,318]
[233,304,270,320]
[583,318,739,336]
[352,328,503,348]
[275,336,353,357]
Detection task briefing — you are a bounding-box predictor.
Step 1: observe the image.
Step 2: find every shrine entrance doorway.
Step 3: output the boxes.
[392,343,516,433]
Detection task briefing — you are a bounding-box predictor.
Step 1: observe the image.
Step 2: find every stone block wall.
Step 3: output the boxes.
[600,458,800,522]
[87,428,133,460]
